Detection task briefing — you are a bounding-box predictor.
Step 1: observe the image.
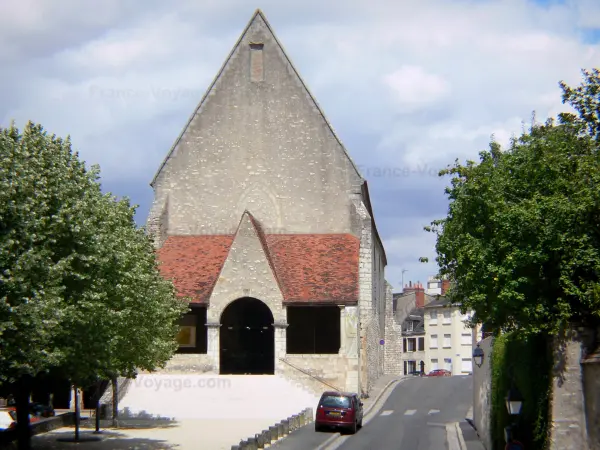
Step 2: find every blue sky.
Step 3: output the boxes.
[1,0,599,292]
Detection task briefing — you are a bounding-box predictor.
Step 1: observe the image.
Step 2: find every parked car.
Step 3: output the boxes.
[315,391,363,434]
[30,403,55,418]
[0,409,40,431]
[427,369,451,377]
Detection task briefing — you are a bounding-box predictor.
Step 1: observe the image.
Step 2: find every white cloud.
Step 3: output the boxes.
[1,0,599,287]
[383,66,450,112]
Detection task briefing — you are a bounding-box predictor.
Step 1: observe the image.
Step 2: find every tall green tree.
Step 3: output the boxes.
[425,69,600,334]
[0,122,187,449]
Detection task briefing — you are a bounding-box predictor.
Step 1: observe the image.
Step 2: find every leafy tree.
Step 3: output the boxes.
[0,122,187,449]
[424,69,600,334]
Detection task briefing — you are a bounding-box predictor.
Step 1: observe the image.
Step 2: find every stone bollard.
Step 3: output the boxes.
[306,408,314,422]
[269,425,279,440]
[246,437,258,450]
[293,414,299,429]
[238,441,248,450]
[286,419,292,435]
[299,412,305,426]
[231,446,240,450]
[255,432,266,448]
[289,415,296,431]
[277,422,284,437]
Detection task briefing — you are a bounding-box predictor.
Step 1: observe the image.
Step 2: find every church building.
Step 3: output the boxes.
[146,9,395,396]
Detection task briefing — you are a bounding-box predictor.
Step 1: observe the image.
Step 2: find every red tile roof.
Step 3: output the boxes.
[156,235,234,303]
[156,233,359,305]
[266,234,359,304]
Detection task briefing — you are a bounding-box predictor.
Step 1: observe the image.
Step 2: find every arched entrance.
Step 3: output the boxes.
[220,297,275,375]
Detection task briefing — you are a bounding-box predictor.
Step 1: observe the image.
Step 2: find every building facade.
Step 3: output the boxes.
[145,10,391,395]
[424,297,474,375]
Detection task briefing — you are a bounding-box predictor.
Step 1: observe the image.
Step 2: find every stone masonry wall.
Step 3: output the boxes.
[353,197,374,396]
[147,13,363,238]
[384,282,403,375]
[279,354,353,396]
[583,360,600,450]
[549,326,596,450]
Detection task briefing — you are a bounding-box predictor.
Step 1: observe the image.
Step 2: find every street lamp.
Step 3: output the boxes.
[473,343,484,368]
[504,384,524,447]
[505,385,524,416]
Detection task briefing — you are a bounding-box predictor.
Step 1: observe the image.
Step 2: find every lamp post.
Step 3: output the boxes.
[473,343,484,368]
[504,384,524,449]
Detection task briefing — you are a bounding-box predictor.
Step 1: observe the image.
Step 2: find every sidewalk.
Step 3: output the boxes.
[462,406,486,450]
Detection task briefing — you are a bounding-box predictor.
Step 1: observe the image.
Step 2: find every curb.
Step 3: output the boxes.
[231,408,313,450]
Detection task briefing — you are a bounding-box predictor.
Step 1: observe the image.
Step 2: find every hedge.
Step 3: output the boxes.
[490,332,552,449]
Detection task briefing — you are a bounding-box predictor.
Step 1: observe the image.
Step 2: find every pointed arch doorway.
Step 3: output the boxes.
[220,297,275,375]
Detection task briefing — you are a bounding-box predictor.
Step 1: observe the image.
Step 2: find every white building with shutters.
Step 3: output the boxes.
[423,297,474,376]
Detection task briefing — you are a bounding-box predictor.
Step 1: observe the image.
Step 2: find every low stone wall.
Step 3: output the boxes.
[0,412,76,446]
[472,336,493,450]
[231,408,313,450]
[279,354,356,395]
[159,354,214,373]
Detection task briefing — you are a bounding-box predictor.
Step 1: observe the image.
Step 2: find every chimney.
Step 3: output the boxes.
[403,281,425,308]
[441,279,450,296]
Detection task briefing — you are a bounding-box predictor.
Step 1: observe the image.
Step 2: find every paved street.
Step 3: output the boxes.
[271,375,477,450]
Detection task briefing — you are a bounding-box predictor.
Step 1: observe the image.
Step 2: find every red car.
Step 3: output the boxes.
[427,369,451,377]
[315,391,364,434]
[0,409,41,431]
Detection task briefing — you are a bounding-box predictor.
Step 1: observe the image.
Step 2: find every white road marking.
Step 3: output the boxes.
[404,409,417,415]
[428,409,440,415]
[380,410,393,416]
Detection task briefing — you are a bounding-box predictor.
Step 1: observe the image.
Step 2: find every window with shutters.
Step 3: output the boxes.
[443,310,452,324]
[462,333,471,346]
[443,334,451,348]
[430,334,438,348]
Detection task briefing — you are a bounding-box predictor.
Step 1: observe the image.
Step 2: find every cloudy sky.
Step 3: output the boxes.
[1,0,599,293]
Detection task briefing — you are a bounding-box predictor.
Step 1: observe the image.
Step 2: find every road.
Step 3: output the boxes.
[271,375,477,450]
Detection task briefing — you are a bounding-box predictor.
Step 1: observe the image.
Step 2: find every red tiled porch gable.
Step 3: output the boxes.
[156,234,360,305]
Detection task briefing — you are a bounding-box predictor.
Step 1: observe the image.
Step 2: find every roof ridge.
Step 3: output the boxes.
[242,211,287,298]
[150,9,364,187]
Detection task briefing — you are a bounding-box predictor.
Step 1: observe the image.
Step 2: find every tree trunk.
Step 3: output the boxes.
[16,375,32,450]
[111,377,118,428]
[74,387,80,441]
[94,380,101,433]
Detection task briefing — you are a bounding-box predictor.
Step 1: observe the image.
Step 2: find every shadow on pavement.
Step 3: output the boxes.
[28,430,175,449]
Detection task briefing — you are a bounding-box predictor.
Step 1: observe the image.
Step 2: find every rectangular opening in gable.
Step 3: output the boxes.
[250,42,264,82]
[286,306,340,354]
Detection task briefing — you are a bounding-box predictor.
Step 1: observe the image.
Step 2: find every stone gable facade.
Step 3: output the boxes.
[146,9,392,396]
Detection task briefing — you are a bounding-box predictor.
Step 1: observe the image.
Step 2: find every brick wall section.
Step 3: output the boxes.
[384,282,403,375]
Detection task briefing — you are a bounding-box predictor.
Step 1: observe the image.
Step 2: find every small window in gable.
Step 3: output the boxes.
[250,42,264,82]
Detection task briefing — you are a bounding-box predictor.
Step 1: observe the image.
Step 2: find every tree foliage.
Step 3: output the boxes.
[0,122,188,446]
[426,69,600,334]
